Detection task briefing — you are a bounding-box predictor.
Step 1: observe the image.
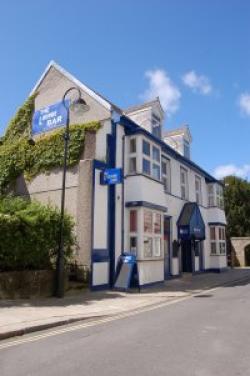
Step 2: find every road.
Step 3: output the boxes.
[1,279,250,376]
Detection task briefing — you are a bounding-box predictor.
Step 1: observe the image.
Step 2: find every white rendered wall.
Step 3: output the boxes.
[92,263,109,286]
[93,170,108,249]
[137,260,164,285]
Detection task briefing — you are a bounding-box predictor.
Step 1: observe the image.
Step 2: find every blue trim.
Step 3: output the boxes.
[170,273,182,279]
[126,200,167,212]
[208,222,227,226]
[205,267,229,273]
[90,159,109,289]
[91,284,110,291]
[139,280,164,288]
[92,249,109,262]
[107,121,117,287]
[119,115,222,185]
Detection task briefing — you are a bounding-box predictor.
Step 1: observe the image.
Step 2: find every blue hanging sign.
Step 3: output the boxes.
[32,100,69,135]
[100,168,123,185]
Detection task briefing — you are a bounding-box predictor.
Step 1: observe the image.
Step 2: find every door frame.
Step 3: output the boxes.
[163,215,172,279]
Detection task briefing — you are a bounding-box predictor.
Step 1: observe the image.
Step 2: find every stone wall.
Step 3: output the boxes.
[14,130,97,269]
[0,270,62,299]
[231,237,250,266]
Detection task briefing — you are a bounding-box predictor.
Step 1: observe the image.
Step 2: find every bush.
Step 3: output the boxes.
[0,197,76,271]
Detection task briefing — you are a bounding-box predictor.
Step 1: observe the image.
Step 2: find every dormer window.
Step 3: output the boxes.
[152,114,161,139]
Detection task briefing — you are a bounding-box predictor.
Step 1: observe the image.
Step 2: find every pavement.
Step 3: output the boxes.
[1,267,250,340]
[2,269,250,376]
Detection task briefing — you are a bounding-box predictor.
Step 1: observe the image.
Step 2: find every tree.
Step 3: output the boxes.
[223,176,250,237]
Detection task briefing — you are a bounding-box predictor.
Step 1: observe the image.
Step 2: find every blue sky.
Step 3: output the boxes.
[0,0,249,179]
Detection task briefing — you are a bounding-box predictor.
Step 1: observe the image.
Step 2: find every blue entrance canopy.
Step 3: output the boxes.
[177,203,205,240]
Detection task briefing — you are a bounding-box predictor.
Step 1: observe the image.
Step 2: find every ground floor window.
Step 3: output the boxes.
[209,226,226,255]
[128,208,163,259]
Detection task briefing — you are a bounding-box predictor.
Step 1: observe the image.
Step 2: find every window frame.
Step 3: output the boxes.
[162,156,171,193]
[180,166,189,200]
[195,175,202,205]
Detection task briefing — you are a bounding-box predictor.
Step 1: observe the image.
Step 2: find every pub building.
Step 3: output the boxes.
[15,61,227,289]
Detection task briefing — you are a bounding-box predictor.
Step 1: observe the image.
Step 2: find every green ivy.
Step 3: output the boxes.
[0,95,101,194]
[4,94,37,143]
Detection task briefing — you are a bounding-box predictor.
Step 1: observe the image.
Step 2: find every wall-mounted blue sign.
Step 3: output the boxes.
[100,168,123,185]
[32,100,69,135]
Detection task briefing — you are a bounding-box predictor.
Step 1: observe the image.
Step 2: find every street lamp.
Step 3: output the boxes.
[56,87,89,298]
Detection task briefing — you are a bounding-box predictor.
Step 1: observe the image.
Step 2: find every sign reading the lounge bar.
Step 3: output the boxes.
[32,100,69,135]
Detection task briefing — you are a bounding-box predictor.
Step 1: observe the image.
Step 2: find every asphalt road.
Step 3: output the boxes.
[1,279,250,376]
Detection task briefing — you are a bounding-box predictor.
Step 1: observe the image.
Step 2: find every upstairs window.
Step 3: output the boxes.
[128,137,137,174]
[207,183,224,209]
[195,175,202,205]
[162,157,171,193]
[180,166,188,200]
[143,140,150,156]
[142,139,161,181]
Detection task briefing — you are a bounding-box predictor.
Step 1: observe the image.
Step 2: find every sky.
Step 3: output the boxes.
[0,0,249,179]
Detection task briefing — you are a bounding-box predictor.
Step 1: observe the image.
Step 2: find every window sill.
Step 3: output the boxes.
[125,173,164,185]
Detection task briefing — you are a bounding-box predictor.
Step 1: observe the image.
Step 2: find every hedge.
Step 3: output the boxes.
[0,197,76,271]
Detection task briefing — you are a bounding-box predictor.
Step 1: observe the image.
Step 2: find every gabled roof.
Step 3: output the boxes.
[30,60,123,114]
[164,125,192,143]
[119,114,222,185]
[124,97,164,117]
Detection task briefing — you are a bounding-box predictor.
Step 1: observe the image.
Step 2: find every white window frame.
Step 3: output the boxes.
[195,175,202,205]
[207,183,224,209]
[142,138,161,181]
[143,209,163,259]
[180,166,189,200]
[129,209,138,256]
[162,156,171,193]
[210,226,226,255]
[128,137,137,174]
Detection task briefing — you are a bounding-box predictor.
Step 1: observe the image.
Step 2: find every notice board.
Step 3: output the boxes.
[114,254,138,291]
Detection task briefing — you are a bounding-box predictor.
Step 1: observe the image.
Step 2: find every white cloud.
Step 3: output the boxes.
[214,164,250,180]
[238,93,250,117]
[141,69,181,116]
[182,70,212,95]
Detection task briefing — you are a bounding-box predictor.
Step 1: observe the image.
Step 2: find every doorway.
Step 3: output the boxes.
[164,216,171,279]
[244,244,250,266]
[181,240,193,273]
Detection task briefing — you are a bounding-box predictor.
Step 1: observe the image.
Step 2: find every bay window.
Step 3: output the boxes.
[129,209,138,255]
[128,137,137,174]
[143,209,162,258]
[128,208,163,259]
[210,225,226,255]
[142,139,161,181]
[207,183,224,209]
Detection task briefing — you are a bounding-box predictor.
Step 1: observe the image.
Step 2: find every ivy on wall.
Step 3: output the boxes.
[0,95,101,194]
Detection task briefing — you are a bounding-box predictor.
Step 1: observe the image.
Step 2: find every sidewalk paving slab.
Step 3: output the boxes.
[1,267,250,340]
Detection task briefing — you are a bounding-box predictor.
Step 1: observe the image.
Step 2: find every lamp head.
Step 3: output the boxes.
[70,97,90,115]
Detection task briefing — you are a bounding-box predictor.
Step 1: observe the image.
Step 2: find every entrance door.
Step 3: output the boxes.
[181,240,192,272]
[164,216,171,279]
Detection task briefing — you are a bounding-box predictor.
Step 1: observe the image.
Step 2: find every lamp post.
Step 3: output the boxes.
[56,87,89,298]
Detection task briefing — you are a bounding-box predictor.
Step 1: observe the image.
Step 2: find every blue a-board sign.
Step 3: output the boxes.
[100,168,123,185]
[32,100,69,135]
[114,253,139,291]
